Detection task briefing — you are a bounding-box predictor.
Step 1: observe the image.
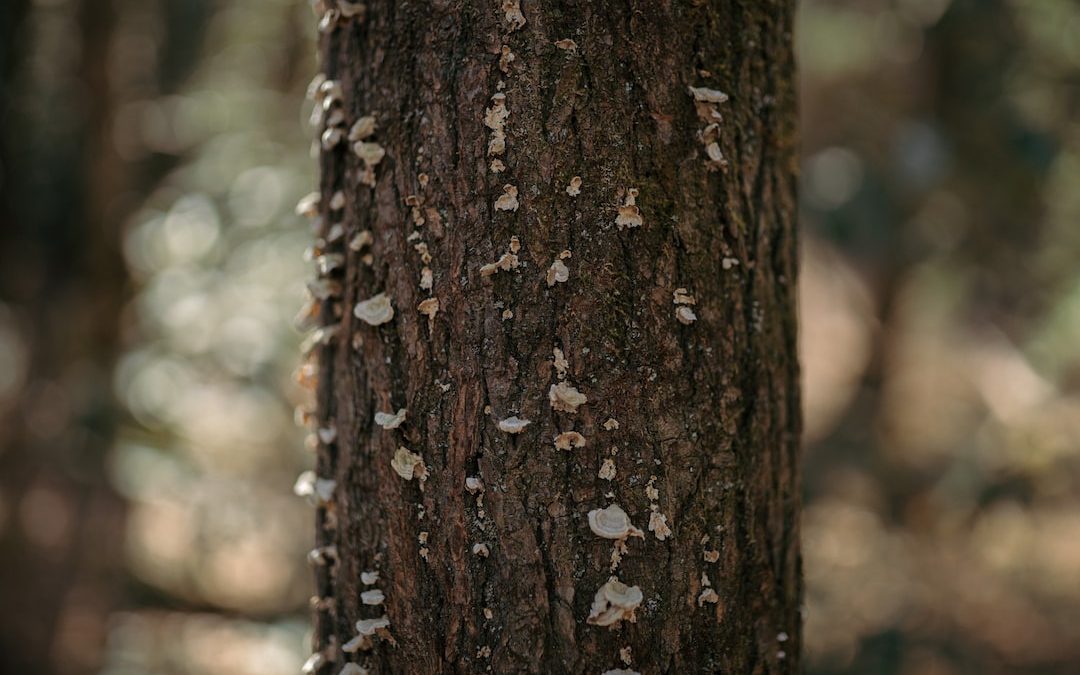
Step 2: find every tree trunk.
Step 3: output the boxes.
[304,1,799,673]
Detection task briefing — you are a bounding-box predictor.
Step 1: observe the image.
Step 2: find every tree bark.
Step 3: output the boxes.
[305,1,799,673]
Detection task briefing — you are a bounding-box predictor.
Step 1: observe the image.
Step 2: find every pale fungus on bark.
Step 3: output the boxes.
[417,297,439,330]
[704,549,720,563]
[338,664,367,675]
[648,509,672,541]
[295,192,321,217]
[620,646,633,665]
[615,188,643,229]
[391,446,428,483]
[549,381,587,413]
[374,408,407,430]
[687,85,730,104]
[546,259,570,286]
[355,616,391,637]
[598,458,617,481]
[494,184,519,211]
[354,293,394,326]
[348,115,377,141]
[329,190,346,210]
[675,305,698,325]
[420,266,433,290]
[361,570,379,585]
[673,287,696,305]
[587,577,644,627]
[499,45,515,73]
[566,175,582,196]
[301,653,328,674]
[553,347,569,378]
[588,504,644,540]
[307,545,338,566]
[361,589,385,606]
[497,416,531,433]
[465,476,484,494]
[554,38,579,53]
[348,230,373,252]
[338,0,366,19]
[697,588,720,606]
[553,431,586,450]
[294,471,337,506]
[321,126,344,150]
[502,0,526,30]
[603,418,620,431]
[472,542,490,557]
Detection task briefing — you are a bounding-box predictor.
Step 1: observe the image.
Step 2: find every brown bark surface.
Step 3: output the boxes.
[308,1,799,673]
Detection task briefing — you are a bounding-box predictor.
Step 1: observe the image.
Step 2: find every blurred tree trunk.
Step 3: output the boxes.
[309,1,799,673]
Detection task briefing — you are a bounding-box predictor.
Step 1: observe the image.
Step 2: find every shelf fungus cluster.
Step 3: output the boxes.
[343,616,394,654]
[587,577,644,627]
[354,292,395,326]
[589,503,644,571]
[689,84,730,170]
[391,446,429,487]
[480,236,521,277]
[673,287,698,325]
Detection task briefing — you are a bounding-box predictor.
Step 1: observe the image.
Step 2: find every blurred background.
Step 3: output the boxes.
[0,0,1078,673]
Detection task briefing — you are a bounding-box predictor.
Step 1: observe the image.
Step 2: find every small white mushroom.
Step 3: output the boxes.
[549,381,587,413]
[293,471,336,506]
[391,446,428,482]
[361,570,379,585]
[329,190,346,210]
[375,408,407,429]
[465,476,484,493]
[321,126,344,150]
[673,288,696,305]
[497,416,531,433]
[603,418,620,431]
[553,431,586,450]
[349,230,373,251]
[472,542,490,557]
[566,176,582,197]
[588,504,644,540]
[494,184,519,212]
[338,664,368,675]
[301,653,327,674]
[361,589,385,605]
[352,141,386,166]
[307,545,338,566]
[546,259,570,286]
[354,293,395,326]
[587,577,644,627]
[675,306,698,325]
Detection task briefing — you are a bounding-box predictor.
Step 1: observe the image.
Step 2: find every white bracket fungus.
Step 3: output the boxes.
[465,476,485,494]
[587,577,644,627]
[549,381,587,413]
[697,588,720,606]
[349,115,377,141]
[417,297,439,330]
[354,293,394,326]
[361,570,379,585]
[361,589,385,605]
[497,416,531,433]
[374,408,407,430]
[588,504,644,540]
[472,542,490,557]
[675,306,698,325]
[338,664,368,675]
[598,458,616,481]
[295,192,321,217]
[648,510,672,541]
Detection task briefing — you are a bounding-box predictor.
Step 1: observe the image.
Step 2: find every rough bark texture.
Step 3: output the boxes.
[308,1,799,673]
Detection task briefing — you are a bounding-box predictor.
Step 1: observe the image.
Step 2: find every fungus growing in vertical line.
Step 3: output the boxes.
[603,418,619,431]
[338,0,366,20]
[675,306,698,325]
[361,570,379,585]
[722,256,739,270]
[494,184,519,211]
[497,416,531,433]
[301,652,327,674]
[620,646,633,665]
[472,542,490,557]
[417,297,439,330]
[329,190,346,211]
[587,577,644,627]
[587,504,644,540]
[490,158,506,173]
[465,476,484,494]
[553,431,586,450]
[499,45,515,73]
[354,293,395,325]
[338,664,367,675]
[673,287,696,306]
[361,589,386,606]
[307,545,338,566]
[615,188,643,229]
[688,85,730,105]
[566,175,582,196]
[549,381,587,413]
[420,266,433,290]
[349,230,373,251]
[321,126,344,150]
[317,426,337,444]
[698,588,720,606]
[552,347,569,378]
[704,549,720,563]
[374,408,407,429]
